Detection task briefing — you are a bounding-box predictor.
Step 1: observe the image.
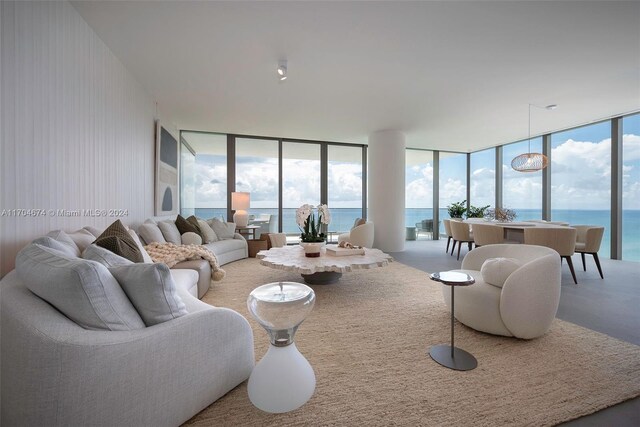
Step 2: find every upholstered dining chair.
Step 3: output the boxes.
[573,225,605,279]
[449,220,474,261]
[443,220,453,253]
[524,227,578,284]
[472,222,506,247]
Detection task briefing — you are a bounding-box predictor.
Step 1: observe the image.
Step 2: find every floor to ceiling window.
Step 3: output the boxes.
[180,132,227,220]
[405,149,434,229]
[328,145,363,232]
[502,138,543,219]
[622,114,640,261]
[282,142,321,237]
[235,138,279,230]
[439,152,467,235]
[551,121,611,257]
[469,147,495,211]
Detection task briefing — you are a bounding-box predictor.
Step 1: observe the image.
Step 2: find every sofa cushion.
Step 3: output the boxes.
[197,219,219,243]
[32,236,79,259]
[138,222,166,245]
[204,238,246,255]
[181,232,203,245]
[109,263,188,326]
[46,230,81,257]
[67,229,96,252]
[94,220,143,263]
[209,218,235,240]
[83,244,133,267]
[176,214,202,238]
[481,257,522,288]
[158,221,181,245]
[83,225,104,238]
[127,229,153,263]
[16,243,145,331]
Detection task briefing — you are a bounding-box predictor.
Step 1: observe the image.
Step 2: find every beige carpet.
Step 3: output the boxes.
[186,258,640,426]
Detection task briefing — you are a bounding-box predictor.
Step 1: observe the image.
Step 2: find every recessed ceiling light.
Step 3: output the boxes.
[277,60,287,81]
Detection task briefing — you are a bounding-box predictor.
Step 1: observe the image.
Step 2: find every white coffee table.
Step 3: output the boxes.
[257,245,393,285]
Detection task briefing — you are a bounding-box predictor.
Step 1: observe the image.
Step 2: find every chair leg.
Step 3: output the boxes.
[467,241,472,252]
[592,252,604,279]
[564,256,578,284]
[457,242,462,260]
[446,236,451,253]
[580,252,586,271]
[450,240,457,256]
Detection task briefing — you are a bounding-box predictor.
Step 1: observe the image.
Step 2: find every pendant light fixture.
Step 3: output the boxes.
[511,104,556,172]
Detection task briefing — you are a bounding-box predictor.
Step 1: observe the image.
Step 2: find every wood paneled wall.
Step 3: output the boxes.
[1,1,158,276]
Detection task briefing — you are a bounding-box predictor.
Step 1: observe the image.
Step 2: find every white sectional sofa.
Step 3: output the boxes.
[0,227,254,426]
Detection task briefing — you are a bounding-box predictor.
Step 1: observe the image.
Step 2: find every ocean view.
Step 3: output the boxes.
[188,207,640,262]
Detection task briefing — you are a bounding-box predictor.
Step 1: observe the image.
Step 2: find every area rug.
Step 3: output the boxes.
[185,258,640,426]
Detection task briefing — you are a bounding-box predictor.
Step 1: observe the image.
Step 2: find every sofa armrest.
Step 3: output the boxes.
[172,259,211,299]
[500,253,561,339]
[1,278,254,426]
[234,233,246,241]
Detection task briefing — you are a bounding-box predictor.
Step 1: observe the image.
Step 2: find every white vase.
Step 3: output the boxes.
[299,242,325,257]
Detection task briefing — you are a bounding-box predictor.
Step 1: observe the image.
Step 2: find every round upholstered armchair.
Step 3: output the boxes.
[441,244,561,339]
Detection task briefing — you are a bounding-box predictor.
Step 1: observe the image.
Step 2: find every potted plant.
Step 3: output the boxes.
[466,204,490,219]
[296,204,331,257]
[447,200,467,219]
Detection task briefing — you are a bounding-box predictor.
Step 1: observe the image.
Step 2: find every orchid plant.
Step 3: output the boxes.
[296,204,331,242]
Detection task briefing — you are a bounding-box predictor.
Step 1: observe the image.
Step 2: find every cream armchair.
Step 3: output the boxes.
[338,222,375,248]
[443,244,561,339]
[524,227,578,284]
[573,225,605,279]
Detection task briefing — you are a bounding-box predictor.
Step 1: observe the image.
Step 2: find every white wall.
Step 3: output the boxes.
[1,1,159,276]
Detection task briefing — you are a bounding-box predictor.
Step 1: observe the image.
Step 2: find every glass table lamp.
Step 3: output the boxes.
[247,282,316,413]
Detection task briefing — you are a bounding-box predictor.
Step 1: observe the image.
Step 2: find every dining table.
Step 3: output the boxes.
[462,220,573,244]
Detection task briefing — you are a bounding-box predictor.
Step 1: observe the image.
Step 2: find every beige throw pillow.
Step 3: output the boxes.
[197,219,219,243]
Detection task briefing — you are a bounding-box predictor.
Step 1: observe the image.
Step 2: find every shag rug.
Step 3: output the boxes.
[185,258,640,426]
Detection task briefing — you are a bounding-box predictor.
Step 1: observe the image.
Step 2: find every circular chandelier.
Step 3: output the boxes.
[511,103,555,173]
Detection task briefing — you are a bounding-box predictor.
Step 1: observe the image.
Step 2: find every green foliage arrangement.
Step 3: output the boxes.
[447,200,467,218]
[466,204,490,219]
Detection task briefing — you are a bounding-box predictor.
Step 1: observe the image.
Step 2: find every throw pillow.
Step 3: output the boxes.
[109,263,188,326]
[138,222,166,245]
[94,220,144,263]
[16,243,145,331]
[67,228,97,252]
[127,229,154,263]
[481,257,523,288]
[197,219,219,243]
[46,230,81,257]
[181,232,202,245]
[209,218,235,240]
[32,236,78,259]
[353,218,366,229]
[83,225,104,238]
[158,221,181,245]
[82,244,133,267]
[175,214,202,238]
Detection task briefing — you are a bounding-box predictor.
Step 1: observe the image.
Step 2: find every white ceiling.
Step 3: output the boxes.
[72,1,640,152]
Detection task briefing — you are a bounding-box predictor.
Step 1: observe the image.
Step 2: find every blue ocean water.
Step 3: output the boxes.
[188,207,640,262]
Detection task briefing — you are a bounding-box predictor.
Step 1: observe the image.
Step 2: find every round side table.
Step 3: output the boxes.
[247,282,316,413]
[429,271,477,371]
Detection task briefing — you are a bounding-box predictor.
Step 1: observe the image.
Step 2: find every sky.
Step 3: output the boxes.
[184,113,640,212]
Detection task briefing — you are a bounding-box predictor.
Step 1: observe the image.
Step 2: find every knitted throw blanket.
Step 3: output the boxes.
[144,242,225,282]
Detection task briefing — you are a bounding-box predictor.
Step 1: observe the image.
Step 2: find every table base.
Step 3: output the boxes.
[301,272,342,285]
[429,344,477,371]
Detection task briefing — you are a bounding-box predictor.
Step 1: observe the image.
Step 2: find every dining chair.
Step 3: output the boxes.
[443,220,453,253]
[573,225,605,279]
[524,227,578,284]
[449,220,474,261]
[472,222,511,247]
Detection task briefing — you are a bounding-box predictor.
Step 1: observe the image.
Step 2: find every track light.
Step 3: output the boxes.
[277,60,287,81]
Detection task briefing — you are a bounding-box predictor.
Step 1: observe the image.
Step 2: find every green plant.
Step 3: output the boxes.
[447,200,467,218]
[296,204,331,242]
[466,204,490,219]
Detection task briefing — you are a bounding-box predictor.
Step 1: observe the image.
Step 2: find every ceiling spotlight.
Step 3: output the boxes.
[277,60,287,81]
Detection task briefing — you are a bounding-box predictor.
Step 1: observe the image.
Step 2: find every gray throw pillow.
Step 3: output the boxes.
[46,230,81,257]
[109,263,188,326]
[16,243,145,331]
[67,228,97,252]
[138,223,166,245]
[32,236,79,259]
[83,244,133,268]
[197,219,219,243]
[209,218,235,240]
[158,221,181,245]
